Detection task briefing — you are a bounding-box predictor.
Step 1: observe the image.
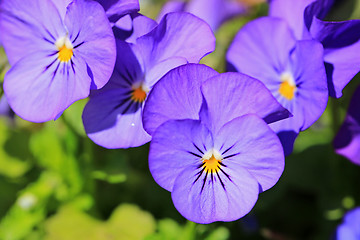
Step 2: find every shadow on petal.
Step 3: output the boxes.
[277,130,298,156]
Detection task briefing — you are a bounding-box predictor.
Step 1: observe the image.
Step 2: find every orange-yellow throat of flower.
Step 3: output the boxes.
[131,86,147,103]
[56,36,73,63]
[203,155,222,173]
[279,73,296,100]
[58,45,73,62]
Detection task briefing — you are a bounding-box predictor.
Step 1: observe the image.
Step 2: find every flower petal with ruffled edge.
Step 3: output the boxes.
[227,17,296,89]
[270,0,360,98]
[310,18,360,97]
[132,12,215,78]
[143,64,289,137]
[199,72,290,135]
[113,13,157,43]
[65,0,116,90]
[149,115,284,223]
[268,0,333,40]
[0,0,66,64]
[94,0,139,23]
[82,40,150,148]
[333,86,360,165]
[143,64,219,136]
[83,12,215,148]
[227,17,328,155]
[269,0,315,39]
[267,40,328,154]
[2,0,116,122]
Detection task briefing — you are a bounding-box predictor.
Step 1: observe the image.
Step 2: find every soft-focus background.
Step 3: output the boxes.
[1,0,360,239]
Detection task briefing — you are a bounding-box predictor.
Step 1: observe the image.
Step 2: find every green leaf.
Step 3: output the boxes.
[204,227,230,240]
[0,119,31,178]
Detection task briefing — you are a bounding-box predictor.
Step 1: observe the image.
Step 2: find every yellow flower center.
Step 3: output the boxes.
[131,85,148,103]
[279,72,296,100]
[55,36,73,63]
[58,46,73,62]
[203,154,222,173]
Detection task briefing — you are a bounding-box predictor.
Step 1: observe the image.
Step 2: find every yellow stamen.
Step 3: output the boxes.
[203,155,222,173]
[58,46,73,62]
[131,86,147,103]
[55,36,73,63]
[279,72,296,100]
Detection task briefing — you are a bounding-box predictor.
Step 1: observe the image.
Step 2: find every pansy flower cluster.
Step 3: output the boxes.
[1,0,360,226]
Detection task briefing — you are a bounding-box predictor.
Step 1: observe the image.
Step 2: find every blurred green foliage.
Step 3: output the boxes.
[0,0,360,240]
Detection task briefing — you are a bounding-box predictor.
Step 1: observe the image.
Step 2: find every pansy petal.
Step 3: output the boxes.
[83,40,147,148]
[342,208,360,234]
[268,40,327,155]
[269,116,300,156]
[114,13,157,44]
[171,162,259,223]
[336,208,360,239]
[227,17,296,87]
[114,14,133,32]
[83,88,150,149]
[186,0,246,31]
[290,40,328,131]
[149,119,213,192]
[94,0,139,23]
[157,0,186,21]
[310,18,360,48]
[309,18,360,97]
[214,114,284,192]
[269,0,315,39]
[334,86,360,165]
[95,39,142,92]
[323,43,360,98]
[337,225,358,240]
[0,0,66,64]
[134,12,215,72]
[143,64,219,136]
[199,72,290,134]
[335,126,360,166]
[49,0,72,20]
[4,51,90,122]
[144,57,188,88]
[304,0,334,30]
[65,0,116,90]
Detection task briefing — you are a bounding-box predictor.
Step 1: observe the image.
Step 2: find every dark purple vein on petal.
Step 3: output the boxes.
[193,143,204,155]
[223,152,241,160]
[188,151,202,158]
[201,171,209,193]
[216,171,226,190]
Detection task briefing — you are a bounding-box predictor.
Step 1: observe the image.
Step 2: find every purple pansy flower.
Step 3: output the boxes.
[144,64,286,223]
[333,86,360,165]
[227,17,328,155]
[336,207,360,239]
[82,13,215,148]
[158,0,246,31]
[269,0,360,98]
[0,0,116,122]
